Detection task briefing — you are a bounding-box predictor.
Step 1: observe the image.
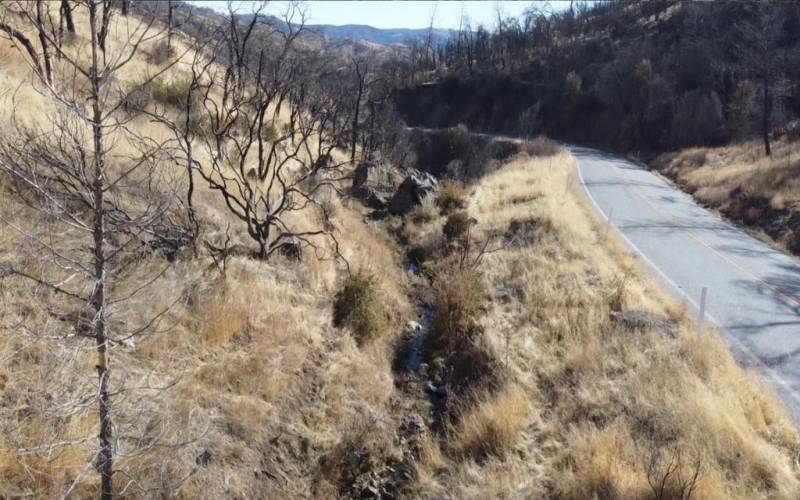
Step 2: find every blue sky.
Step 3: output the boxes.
[191,1,572,30]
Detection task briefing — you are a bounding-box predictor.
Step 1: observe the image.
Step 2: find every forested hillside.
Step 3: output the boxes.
[391,0,800,255]
[394,1,800,155]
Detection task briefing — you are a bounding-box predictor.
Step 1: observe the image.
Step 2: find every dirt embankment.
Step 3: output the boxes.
[653,134,800,256]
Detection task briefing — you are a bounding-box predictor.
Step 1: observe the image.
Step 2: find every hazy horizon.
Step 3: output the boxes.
[189,1,573,31]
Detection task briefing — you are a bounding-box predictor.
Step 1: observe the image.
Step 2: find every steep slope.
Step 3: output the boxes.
[0,7,415,498]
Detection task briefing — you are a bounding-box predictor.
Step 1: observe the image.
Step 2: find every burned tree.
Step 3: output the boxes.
[725,2,786,156]
[61,0,76,33]
[147,2,347,260]
[0,1,200,497]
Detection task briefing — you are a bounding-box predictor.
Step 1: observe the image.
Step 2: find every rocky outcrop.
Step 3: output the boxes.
[352,159,403,209]
[388,169,438,215]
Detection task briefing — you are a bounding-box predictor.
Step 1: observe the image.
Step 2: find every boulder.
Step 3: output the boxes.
[352,160,403,209]
[388,169,438,215]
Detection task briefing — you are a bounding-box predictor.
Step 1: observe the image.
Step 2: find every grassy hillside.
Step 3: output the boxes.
[0,7,415,498]
[0,3,798,499]
[396,149,799,498]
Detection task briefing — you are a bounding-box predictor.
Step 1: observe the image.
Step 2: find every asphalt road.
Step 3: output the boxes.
[569,145,800,423]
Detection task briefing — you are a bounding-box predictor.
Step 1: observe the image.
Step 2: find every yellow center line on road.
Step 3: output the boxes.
[610,163,800,310]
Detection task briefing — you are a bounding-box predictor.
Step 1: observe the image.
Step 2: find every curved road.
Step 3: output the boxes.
[570,145,800,423]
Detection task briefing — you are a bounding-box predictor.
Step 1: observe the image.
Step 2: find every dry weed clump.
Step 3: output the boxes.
[522,135,560,157]
[333,269,388,345]
[442,210,473,242]
[314,415,399,498]
[437,180,469,214]
[409,192,439,223]
[429,266,486,354]
[448,385,531,461]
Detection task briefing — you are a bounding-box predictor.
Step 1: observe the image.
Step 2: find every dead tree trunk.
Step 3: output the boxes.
[351,60,364,164]
[0,1,201,495]
[98,0,112,59]
[35,0,52,84]
[167,0,174,51]
[87,4,113,498]
[762,75,772,156]
[61,0,75,33]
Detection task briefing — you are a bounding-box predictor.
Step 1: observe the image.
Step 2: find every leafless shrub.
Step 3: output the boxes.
[144,2,348,260]
[646,446,703,500]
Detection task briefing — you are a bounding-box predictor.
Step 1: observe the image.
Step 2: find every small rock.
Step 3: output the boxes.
[399,414,427,437]
[407,320,422,332]
[610,310,677,337]
[273,238,302,260]
[195,449,212,467]
[424,381,447,396]
[352,160,403,209]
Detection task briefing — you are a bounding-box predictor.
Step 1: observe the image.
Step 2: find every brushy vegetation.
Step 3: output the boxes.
[522,135,560,157]
[333,269,388,345]
[429,266,486,354]
[147,39,175,65]
[409,193,439,223]
[448,385,530,461]
[150,77,193,109]
[405,151,800,499]
[408,125,520,179]
[442,210,473,242]
[436,180,469,213]
[0,10,416,498]
[395,2,800,156]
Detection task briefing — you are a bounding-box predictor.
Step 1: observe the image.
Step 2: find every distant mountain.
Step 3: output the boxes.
[304,24,456,46]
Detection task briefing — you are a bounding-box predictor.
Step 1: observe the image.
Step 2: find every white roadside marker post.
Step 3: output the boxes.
[605,207,614,239]
[699,287,708,324]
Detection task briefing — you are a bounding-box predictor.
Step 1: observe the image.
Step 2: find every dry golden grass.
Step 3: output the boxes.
[0,6,413,499]
[655,136,800,253]
[411,151,800,498]
[2,5,799,498]
[448,385,531,461]
[436,179,470,214]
